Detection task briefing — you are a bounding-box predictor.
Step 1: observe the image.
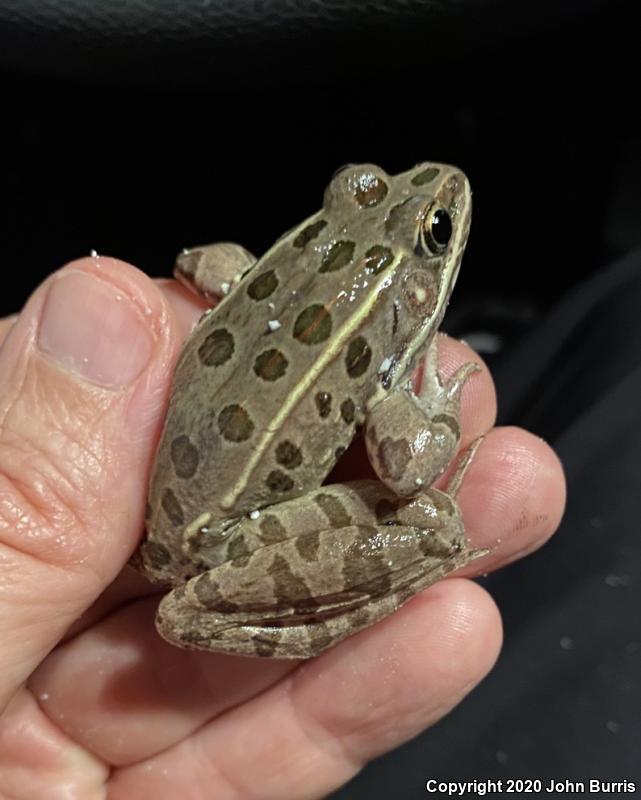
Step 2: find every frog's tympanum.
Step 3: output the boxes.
[137,162,485,658]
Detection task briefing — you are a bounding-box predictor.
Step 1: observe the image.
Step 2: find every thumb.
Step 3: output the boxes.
[0,256,180,711]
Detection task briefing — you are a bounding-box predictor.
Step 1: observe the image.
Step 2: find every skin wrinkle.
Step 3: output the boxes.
[0,475,83,565]
[0,550,95,638]
[124,380,169,446]
[0,572,84,634]
[292,663,394,765]
[0,387,106,503]
[0,320,34,433]
[495,437,539,492]
[0,689,108,800]
[188,734,248,800]
[426,592,496,693]
[0,469,88,568]
[117,673,355,800]
[28,391,113,495]
[0,374,142,571]
[0,285,161,546]
[282,674,364,788]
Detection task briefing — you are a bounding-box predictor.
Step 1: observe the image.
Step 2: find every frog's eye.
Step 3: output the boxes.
[420,204,452,254]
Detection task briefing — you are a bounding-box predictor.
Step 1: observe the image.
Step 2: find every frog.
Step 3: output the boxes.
[137,161,485,659]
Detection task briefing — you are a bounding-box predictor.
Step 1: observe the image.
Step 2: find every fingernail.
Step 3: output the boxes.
[38,270,154,389]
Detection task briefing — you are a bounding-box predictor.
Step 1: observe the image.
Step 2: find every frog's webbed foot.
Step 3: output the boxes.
[154,480,482,659]
[174,242,256,300]
[366,336,480,497]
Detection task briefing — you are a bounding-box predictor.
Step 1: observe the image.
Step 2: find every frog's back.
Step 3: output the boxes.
[154,170,397,524]
[144,162,471,582]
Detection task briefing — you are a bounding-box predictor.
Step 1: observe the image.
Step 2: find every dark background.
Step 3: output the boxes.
[1,0,639,796]
[2,0,639,338]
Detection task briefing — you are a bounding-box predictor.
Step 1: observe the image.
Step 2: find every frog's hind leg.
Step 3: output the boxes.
[366,335,480,497]
[182,480,407,571]
[154,480,483,659]
[155,517,477,659]
[174,242,256,300]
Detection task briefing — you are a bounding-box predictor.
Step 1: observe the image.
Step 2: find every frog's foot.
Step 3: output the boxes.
[174,241,256,300]
[155,480,481,659]
[366,337,480,497]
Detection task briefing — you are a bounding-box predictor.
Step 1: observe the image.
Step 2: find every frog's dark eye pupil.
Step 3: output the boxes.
[430,209,452,247]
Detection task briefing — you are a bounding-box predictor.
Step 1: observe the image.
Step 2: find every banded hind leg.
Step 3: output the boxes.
[156,443,485,659]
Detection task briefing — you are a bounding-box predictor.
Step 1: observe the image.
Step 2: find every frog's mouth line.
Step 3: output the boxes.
[368,194,472,402]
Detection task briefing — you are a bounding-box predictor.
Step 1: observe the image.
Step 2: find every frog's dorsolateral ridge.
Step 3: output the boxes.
[138,162,483,658]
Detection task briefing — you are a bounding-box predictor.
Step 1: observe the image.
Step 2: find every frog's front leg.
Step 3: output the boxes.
[155,467,485,659]
[367,335,480,497]
[174,241,256,300]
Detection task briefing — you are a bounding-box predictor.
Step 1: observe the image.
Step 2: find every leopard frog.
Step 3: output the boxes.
[138,162,482,659]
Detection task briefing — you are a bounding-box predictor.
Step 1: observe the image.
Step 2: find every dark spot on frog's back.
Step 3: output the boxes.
[293,219,327,248]
[247,270,278,301]
[266,469,295,493]
[254,348,289,382]
[267,553,317,608]
[198,328,234,367]
[259,513,289,544]
[295,530,321,562]
[276,440,303,470]
[363,245,394,275]
[315,391,332,418]
[354,173,388,207]
[194,574,240,612]
[345,336,372,378]
[218,404,255,443]
[340,398,355,424]
[314,492,351,528]
[411,166,440,186]
[319,241,355,273]
[170,434,200,479]
[293,304,332,345]
[161,488,184,526]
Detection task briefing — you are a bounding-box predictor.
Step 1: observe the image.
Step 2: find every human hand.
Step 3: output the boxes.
[0,257,565,798]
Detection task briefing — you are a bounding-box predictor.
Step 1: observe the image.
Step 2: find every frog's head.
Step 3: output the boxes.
[325,161,471,391]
